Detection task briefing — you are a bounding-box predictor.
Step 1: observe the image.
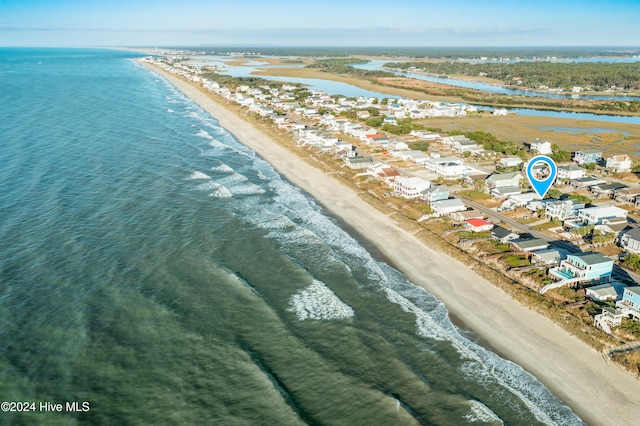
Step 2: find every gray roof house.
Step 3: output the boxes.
[490,225,520,244]
[510,238,549,253]
[530,249,565,266]
[620,227,640,254]
[586,282,628,302]
[431,198,466,217]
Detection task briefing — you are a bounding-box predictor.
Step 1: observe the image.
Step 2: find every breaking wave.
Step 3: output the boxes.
[288,279,355,321]
[188,171,210,180]
[195,129,213,140]
[464,400,503,424]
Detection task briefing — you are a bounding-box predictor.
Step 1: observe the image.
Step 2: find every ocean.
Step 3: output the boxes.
[0,48,583,425]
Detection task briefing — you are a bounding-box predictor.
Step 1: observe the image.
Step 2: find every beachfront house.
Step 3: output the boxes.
[586,282,627,302]
[605,154,633,173]
[465,218,494,232]
[485,172,522,197]
[431,198,467,217]
[450,209,484,224]
[619,227,640,254]
[491,225,520,244]
[574,150,602,165]
[616,287,640,320]
[531,249,564,266]
[549,252,614,285]
[344,156,374,170]
[420,185,449,203]
[545,199,586,221]
[510,238,549,253]
[394,176,431,199]
[557,164,585,181]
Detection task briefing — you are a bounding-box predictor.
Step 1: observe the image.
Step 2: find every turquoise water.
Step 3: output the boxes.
[0,48,583,425]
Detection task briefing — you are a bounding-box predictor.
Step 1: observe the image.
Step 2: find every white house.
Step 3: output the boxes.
[545,199,586,221]
[500,157,523,168]
[431,198,466,216]
[620,227,640,254]
[605,154,633,173]
[485,172,523,197]
[424,157,466,179]
[557,164,585,180]
[530,139,553,155]
[410,130,441,140]
[394,176,431,198]
[577,205,628,225]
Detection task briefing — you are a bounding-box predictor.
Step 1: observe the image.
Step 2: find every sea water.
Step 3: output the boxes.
[0,48,583,425]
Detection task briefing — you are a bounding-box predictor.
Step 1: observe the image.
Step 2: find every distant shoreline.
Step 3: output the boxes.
[137,59,640,425]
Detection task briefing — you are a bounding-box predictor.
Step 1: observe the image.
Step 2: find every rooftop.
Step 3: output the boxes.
[569,252,613,266]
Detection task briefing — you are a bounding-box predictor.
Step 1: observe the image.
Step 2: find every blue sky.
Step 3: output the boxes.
[1,0,639,47]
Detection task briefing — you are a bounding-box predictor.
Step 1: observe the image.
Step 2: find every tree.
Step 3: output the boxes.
[547,189,563,199]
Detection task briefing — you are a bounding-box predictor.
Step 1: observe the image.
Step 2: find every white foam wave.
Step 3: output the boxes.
[211,185,232,198]
[188,171,210,180]
[194,181,220,191]
[464,400,503,424]
[288,280,354,321]
[195,129,213,140]
[227,183,265,196]
[384,288,455,343]
[213,163,234,173]
[167,108,174,113]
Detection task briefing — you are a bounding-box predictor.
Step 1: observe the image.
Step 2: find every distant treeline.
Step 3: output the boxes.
[306,58,396,78]
[384,61,640,91]
[182,46,640,59]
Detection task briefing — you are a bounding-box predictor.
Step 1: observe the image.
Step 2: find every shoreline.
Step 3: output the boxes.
[138,60,640,425]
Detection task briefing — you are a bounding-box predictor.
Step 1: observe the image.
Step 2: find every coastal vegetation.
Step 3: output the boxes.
[306,58,395,79]
[200,46,640,60]
[384,61,640,92]
[301,58,640,114]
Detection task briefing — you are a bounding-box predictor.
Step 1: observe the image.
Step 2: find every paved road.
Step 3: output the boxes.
[458,194,640,284]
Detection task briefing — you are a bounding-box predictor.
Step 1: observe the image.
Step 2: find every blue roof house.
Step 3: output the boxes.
[549,252,613,284]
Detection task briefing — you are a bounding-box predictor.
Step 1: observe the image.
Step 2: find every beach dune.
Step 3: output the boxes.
[140,61,640,425]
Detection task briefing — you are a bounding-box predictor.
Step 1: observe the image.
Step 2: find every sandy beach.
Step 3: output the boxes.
[140,61,640,425]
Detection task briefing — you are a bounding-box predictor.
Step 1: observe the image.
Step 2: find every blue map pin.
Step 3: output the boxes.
[526,155,557,198]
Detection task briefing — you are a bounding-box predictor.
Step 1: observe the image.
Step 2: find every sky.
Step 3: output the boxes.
[1,0,639,48]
